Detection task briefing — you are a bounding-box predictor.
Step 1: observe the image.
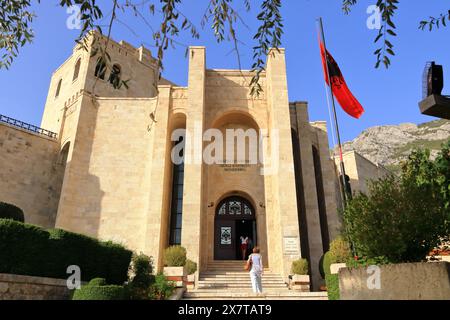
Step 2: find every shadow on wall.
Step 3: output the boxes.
[55,100,104,239]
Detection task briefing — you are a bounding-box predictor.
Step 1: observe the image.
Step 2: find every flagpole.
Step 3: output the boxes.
[317,17,349,208]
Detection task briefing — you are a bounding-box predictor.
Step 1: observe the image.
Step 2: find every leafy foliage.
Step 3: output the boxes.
[0,0,37,69]
[72,281,127,300]
[343,141,450,263]
[329,236,353,263]
[0,1,448,90]
[0,202,24,222]
[0,219,133,284]
[343,1,448,68]
[163,245,186,267]
[419,10,450,31]
[127,253,155,300]
[291,258,308,275]
[325,274,340,300]
[185,259,197,275]
[149,273,175,300]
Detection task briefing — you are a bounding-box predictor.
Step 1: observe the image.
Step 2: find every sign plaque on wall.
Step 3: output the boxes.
[283,237,300,256]
[221,227,232,245]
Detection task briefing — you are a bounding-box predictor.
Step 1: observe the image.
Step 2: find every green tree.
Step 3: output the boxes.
[343,141,450,263]
[1,1,448,93]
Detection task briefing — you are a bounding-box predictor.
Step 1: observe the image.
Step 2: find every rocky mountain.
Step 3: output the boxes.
[339,119,450,173]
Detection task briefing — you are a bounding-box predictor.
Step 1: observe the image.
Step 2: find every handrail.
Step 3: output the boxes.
[0,114,57,139]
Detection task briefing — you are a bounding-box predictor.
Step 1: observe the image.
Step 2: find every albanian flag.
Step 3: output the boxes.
[319,41,365,119]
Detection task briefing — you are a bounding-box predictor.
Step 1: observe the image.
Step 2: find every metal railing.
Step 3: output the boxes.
[0,114,57,139]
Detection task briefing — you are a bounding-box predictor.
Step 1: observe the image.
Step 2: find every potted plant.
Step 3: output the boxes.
[163,246,187,288]
[185,259,197,290]
[290,259,310,292]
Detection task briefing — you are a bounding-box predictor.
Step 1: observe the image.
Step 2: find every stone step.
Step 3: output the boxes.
[183,291,328,300]
[201,271,274,275]
[197,285,287,292]
[198,279,285,284]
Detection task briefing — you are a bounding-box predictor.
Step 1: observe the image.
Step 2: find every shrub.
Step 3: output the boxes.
[329,236,352,263]
[88,278,107,286]
[163,246,186,267]
[0,219,132,284]
[127,253,155,300]
[185,259,197,275]
[325,274,340,300]
[343,170,449,263]
[0,202,24,222]
[343,144,450,263]
[0,219,50,276]
[72,284,127,300]
[322,251,333,276]
[291,259,308,275]
[149,274,175,300]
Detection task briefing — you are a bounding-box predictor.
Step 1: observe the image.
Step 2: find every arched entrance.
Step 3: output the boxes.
[214,196,256,260]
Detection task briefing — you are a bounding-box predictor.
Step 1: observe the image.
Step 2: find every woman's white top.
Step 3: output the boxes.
[241,237,249,244]
[249,253,263,274]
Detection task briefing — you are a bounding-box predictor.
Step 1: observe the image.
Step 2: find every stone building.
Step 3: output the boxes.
[0,32,375,290]
[335,151,391,196]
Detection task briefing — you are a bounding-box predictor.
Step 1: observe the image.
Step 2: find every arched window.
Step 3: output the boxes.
[73,58,81,81]
[55,79,62,98]
[94,57,106,80]
[108,64,121,88]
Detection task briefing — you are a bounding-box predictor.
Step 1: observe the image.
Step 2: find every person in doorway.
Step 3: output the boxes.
[240,235,249,260]
[247,247,263,294]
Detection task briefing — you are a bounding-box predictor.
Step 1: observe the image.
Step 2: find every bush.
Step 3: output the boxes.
[322,251,333,276]
[72,283,127,300]
[329,236,352,263]
[0,202,24,222]
[185,259,197,275]
[291,259,308,275]
[325,274,340,300]
[343,144,450,263]
[0,219,132,284]
[343,171,449,263]
[88,278,107,286]
[163,246,186,267]
[127,253,155,300]
[149,274,175,300]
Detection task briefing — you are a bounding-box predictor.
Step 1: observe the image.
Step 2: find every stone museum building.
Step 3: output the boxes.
[0,33,383,289]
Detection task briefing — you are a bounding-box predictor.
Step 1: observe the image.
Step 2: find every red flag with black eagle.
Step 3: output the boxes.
[319,41,365,119]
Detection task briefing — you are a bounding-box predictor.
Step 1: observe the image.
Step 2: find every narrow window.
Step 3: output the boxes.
[108,64,121,88]
[73,58,81,81]
[94,57,106,80]
[55,79,62,98]
[169,135,185,245]
[312,145,330,252]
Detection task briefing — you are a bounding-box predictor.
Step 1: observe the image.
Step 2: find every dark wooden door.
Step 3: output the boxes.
[214,220,236,260]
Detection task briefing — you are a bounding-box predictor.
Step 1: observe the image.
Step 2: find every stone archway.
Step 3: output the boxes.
[214,196,256,261]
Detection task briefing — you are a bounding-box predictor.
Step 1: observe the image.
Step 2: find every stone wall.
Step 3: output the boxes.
[0,123,61,228]
[0,274,71,300]
[339,262,450,300]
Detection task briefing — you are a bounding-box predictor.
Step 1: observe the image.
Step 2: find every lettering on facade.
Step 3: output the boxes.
[283,237,300,256]
[219,164,251,172]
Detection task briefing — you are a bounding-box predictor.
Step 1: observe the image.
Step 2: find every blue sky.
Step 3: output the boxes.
[0,0,448,143]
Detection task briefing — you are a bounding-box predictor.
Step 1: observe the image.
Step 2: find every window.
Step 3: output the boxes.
[108,64,121,88]
[94,57,106,80]
[169,135,185,245]
[55,79,62,98]
[73,58,81,81]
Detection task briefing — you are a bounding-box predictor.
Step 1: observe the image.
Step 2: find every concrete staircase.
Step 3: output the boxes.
[183,261,328,300]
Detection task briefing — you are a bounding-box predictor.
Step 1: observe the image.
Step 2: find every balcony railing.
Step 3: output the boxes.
[0,114,57,140]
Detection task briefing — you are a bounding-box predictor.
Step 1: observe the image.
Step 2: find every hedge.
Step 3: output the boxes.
[0,202,24,222]
[325,274,340,300]
[0,219,132,285]
[72,285,127,300]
